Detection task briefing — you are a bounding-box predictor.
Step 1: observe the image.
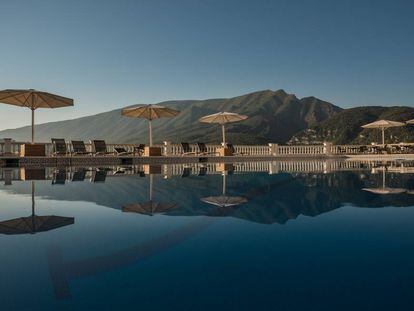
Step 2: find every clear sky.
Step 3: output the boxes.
[0,0,413,130]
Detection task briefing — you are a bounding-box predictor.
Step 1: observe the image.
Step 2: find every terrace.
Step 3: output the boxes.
[2,139,414,167]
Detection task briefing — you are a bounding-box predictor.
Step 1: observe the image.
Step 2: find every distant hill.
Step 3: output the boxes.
[289,106,414,145]
[0,89,341,144]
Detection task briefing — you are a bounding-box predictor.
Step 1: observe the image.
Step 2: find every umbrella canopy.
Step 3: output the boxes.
[0,215,74,235]
[122,201,177,216]
[0,89,73,143]
[201,195,247,208]
[362,187,406,195]
[199,112,248,145]
[361,119,405,146]
[0,181,74,235]
[122,104,180,146]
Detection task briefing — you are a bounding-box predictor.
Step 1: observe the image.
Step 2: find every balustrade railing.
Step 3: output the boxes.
[0,159,408,182]
[1,139,414,158]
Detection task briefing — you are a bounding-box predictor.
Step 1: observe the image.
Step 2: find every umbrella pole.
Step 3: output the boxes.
[222,124,226,146]
[149,174,153,201]
[382,127,385,146]
[31,181,36,233]
[222,173,226,195]
[31,108,35,144]
[148,120,153,147]
[32,180,35,215]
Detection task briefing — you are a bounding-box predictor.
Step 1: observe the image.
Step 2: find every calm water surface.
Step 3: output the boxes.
[1,162,414,311]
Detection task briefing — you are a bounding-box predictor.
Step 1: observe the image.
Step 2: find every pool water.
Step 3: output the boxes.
[1,163,414,310]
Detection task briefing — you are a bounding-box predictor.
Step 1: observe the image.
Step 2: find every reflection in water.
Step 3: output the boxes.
[122,171,177,216]
[0,180,74,235]
[363,166,407,194]
[2,161,414,225]
[90,168,107,182]
[1,161,414,306]
[201,165,248,208]
[48,217,214,299]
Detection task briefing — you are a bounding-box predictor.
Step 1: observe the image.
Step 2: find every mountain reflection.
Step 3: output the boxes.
[0,162,414,225]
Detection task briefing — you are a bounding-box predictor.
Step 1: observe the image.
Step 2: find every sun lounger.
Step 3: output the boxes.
[51,138,68,156]
[52,169,67,185]
[71,169,86,181]
[114,166,133,174]
[71,140,92,156]
[90,168,107,182]
[359,146,368,154]
[134,144,145,156]
[114,147,134,156]
[197,142,219,156]
[91,140,114,156]
[198,166,207,176]
[181,143,197,156]
[181,167,191,177]
[226,143,245,156]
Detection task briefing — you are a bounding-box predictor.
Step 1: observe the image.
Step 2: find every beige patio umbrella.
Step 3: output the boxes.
[121,104,180,146]
[361,119,404,146]
[122,174,177,216]
[0,89,74,143]
[199,112,248,145]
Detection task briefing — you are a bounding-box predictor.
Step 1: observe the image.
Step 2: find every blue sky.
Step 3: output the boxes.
[0,0,413,130]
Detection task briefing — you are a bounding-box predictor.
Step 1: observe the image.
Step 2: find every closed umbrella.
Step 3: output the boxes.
[0,89,73,143]
[121,105,180,146]
[361,119,404,146]
[199,112,248,145]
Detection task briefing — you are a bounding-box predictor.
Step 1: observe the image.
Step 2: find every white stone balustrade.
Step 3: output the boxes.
[1,139,413,157]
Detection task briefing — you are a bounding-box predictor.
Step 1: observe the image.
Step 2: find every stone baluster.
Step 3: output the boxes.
[3,138,12,155]
[163,141,172,156]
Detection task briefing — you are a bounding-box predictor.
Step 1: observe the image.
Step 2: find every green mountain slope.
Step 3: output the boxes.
[0,89,341,144]
[290,106,414,145]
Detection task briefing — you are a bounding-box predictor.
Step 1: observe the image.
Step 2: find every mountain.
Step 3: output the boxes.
[0,89,341,144]
[289,106,414,145]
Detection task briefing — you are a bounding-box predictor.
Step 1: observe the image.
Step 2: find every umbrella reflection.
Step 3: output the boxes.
[122,168,177,216]
[123,201,177,216]
[0,181,74,235]
[201,166,247,208]
[201,195,247,208]
[362,166,407,195]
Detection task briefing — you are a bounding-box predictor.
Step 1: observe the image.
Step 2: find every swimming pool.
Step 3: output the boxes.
[1,162,414,310]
